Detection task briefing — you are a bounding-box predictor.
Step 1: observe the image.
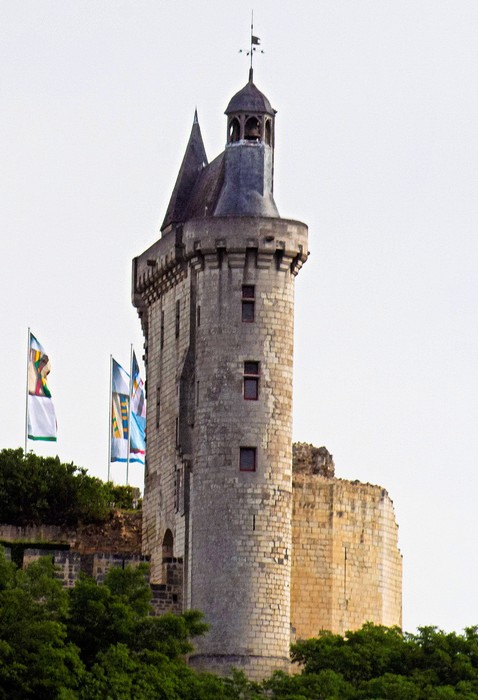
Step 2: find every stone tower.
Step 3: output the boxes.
[132,73,308,678]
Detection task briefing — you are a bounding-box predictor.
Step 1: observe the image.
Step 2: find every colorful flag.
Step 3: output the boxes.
[130,352,146,464]
[111,358,130,463]
[27,333,57,441]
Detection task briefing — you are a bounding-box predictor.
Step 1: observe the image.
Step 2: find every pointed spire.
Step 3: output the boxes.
[161,111,208,232]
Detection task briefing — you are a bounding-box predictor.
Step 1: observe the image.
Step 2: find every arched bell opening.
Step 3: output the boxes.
[264,118,272,146]
[228,117,241,143]
[244,116,261,141]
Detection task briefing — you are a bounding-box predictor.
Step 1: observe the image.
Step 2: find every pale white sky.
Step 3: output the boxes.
[1,0,477,635]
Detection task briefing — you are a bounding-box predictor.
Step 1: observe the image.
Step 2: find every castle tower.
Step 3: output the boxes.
[132,74,308,679]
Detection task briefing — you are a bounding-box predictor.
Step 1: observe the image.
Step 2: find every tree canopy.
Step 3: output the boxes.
[1,449,477,698]
[0,549,229,699]
[0,448,139,526]
[0,547,477,698]
[281,623,478,699]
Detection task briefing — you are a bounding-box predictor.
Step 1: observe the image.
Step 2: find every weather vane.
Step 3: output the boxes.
[239,11,264,81]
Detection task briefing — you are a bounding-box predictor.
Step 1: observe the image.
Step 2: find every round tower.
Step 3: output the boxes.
[133,74,308,680]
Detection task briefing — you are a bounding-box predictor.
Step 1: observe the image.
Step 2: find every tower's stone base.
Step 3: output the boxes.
[188,653,290,681]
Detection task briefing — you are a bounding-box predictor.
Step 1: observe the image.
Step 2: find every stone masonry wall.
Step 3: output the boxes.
[0,512,181,612]
[0,511,142,554]
[151,557,183,615]
[141,271,190,582]
[21,549,147,585]
[135,224,190,588]
[291,446,402,639]
[2,539,182,616]
[183,217,307,680]
[134,214,309,681]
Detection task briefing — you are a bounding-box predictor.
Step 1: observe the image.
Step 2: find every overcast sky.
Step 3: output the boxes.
[1,0,477,635]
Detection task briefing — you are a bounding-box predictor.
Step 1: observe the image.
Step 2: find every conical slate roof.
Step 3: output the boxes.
[161,111,208,231]
[161,79,278,230]
[225,80,275,116]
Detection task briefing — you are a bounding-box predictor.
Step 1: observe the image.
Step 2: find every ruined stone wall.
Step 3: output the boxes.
[291,445,402,639]
[151,557,183,615]
[2,536,182,616]
[21,548,147,585]
[0,511,142,554]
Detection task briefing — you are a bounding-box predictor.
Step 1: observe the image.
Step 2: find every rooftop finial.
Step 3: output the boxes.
[239,10,264,82]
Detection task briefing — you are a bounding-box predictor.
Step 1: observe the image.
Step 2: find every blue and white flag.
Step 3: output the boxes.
[111,358,130,463]
[129,352,146,465]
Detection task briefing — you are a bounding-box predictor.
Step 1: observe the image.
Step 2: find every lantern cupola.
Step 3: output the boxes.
[215,73,278,217]
[225,73,276,146]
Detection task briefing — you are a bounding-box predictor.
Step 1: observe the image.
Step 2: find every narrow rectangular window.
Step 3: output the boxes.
[156,386,161,428]
[242,285,255,322]
[244,361,259,400]
[175,300,180,338]
[197,304,201,327]
[240,447,257,472]
[160,310,165,349]
[175,417,179,446]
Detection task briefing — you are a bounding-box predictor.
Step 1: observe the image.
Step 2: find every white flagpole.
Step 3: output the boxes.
[107,354,113,482]
[126,344,133,485]
[24,328,30,455]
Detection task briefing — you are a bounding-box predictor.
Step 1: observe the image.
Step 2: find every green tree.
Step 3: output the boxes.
[292,624,409,683]
[409,626,478,687]
[360,672,421,699]
[0,550,222,698]
[288,623,478,700]
[0,552,84,699]
[106,483,142,510]
[67,562,210,672]
[0,448,112,526]
[265,667,354,699]
[67,569,147,667]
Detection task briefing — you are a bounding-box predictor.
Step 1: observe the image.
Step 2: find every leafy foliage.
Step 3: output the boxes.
[0,448,140,526]
[107,482,142,510]
[288,623,478,699]
[0,554,84,699]
[1,492,478,700]
[0,549,221,698]
[0,547,478,698]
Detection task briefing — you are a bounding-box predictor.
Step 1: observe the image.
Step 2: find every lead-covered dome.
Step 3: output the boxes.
[225,80,275,116]
[225,76,276,146]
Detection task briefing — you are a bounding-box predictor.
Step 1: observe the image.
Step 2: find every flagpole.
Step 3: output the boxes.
[126,344,133,485]
[250,10,254,74]
[24,328,30,455]
[107,354,112,482]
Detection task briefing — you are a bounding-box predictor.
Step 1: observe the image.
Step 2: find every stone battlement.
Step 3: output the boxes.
[133,216,309,302]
